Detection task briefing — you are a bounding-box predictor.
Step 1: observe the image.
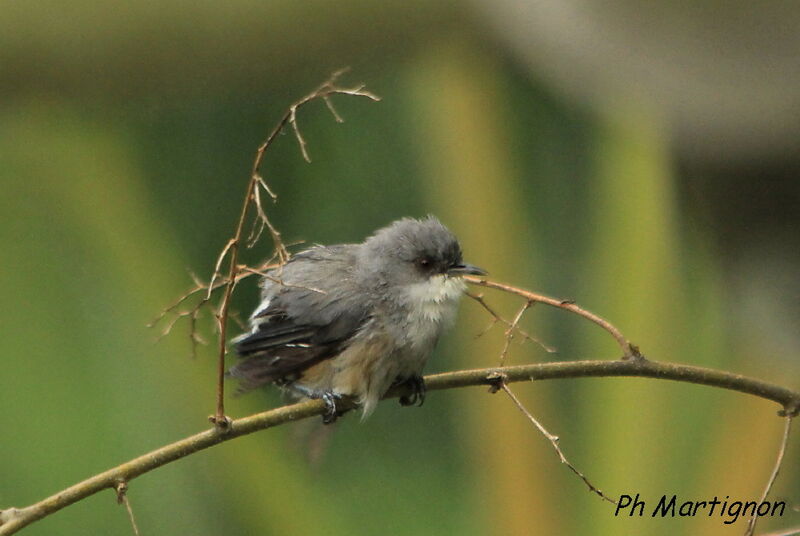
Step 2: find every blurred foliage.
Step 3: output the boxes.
[1,3,798,536]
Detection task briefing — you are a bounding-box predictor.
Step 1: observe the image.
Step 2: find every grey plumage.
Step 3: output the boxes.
[229,216,485,418]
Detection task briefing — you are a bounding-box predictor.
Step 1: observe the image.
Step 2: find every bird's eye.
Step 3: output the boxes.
[417,258,432,269]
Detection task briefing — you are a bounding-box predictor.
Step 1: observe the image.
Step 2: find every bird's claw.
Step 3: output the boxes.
[321,391,343,424]
[398,375,426,407]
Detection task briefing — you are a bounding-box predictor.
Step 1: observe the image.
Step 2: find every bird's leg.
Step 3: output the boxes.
[397,375,426,407]
[287,384,345,424]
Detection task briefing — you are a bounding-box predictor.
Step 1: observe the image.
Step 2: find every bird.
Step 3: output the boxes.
[229,216,486,422]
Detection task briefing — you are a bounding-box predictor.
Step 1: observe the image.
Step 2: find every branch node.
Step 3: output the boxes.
[622,344,647,363]
[209,414,233,432]
[114,481,128,504]
[486,371,508,394]
[0,508,22,526]
[778,402,800,418]
[114,480,141,536]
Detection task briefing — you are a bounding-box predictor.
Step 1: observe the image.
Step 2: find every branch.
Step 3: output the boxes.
[465,276,638,358]
[499,381,617,504]
[467,291,556,353]
[2,359,797,535]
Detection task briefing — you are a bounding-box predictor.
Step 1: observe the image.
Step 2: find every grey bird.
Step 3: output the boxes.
[229,216,486,422]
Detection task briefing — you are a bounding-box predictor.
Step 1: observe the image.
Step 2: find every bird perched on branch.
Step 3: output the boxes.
[229,216,485,422]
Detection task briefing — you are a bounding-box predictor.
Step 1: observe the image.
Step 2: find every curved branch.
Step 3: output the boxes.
[464,276,637,358]
[1,358,797,535]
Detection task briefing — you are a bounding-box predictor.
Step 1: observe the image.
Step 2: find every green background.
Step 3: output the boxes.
[1,2,798,535]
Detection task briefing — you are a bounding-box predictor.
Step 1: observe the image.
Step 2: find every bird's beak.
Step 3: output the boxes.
[447,263,487,277]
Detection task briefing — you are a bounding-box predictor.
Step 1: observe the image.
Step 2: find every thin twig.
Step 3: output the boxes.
[499,382,617,504]
[288,107,310,163]
[245,180,267,247]
[207,239,236,301]
[465,276,637,358]
[323,96,344,123]
[498,299,533,367]
[1,358,797,535]
[115,482,141,536]
[746,416,794,536]
[467,292,556,353]
[244,67,379,261]
[148,257,283,357]
[188,309,207,357]
[237,266,327,294]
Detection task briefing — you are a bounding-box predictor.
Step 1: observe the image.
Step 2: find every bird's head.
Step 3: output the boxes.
[358,216,486,290]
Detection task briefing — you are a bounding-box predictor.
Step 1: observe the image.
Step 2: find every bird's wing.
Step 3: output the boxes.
[229,245,370,391]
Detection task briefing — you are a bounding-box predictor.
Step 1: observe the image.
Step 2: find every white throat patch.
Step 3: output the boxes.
[403,274,466,325]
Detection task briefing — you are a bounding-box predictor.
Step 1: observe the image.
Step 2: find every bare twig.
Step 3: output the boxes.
[237,266,327,294]
[323,95,344,123]
[244,67,379,261]
[207,239,237,300]
[114,482,141,536]
[499,382,617,504]
[148,281,207,332]
[746,416,794,536]
[465,276,638,359]
[2,358,797,535]
[466,292,556,353]
[498,299,533,367]
[148,257,283,359]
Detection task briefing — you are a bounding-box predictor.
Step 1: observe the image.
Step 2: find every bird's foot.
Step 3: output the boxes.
[320,391,344,424]
[287,384,346,424]
[398,375,426,407]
